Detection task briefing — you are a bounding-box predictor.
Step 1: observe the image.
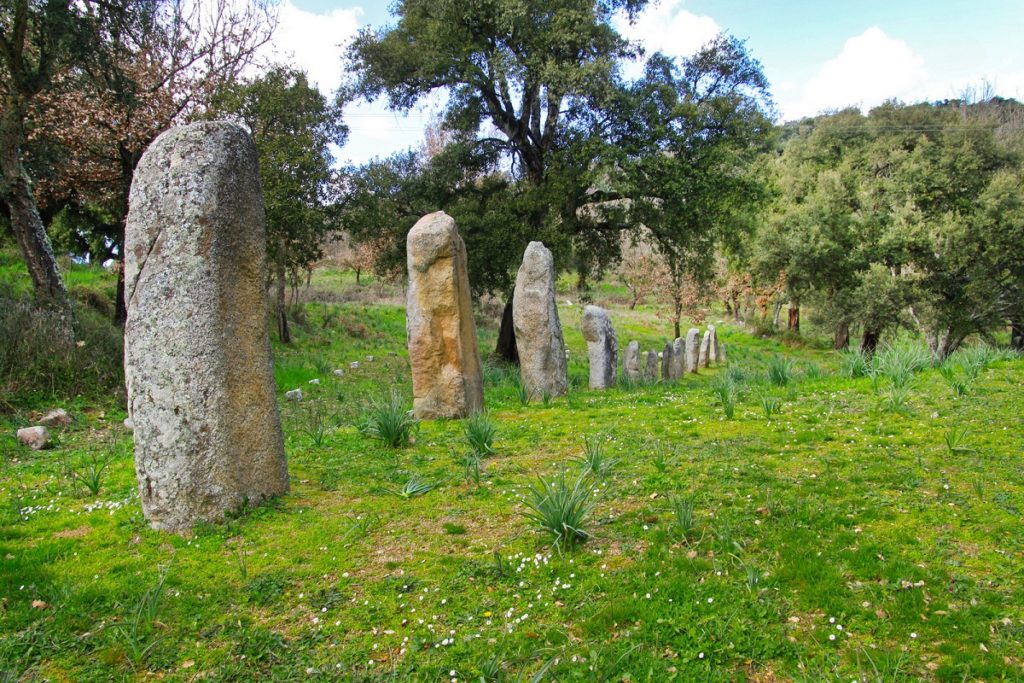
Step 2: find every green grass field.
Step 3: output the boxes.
[1,263,1023,682]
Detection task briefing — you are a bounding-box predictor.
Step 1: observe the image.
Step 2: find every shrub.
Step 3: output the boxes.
[521,470,596,552]
[359,391,417,448]
[758,393,781,420]
[874,342,931,388]
[711,376,738,419]
[0,288,124,404]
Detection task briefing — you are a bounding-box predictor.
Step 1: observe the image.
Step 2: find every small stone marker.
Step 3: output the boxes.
[285,389,303,401]
[643,350,659,381]
[350,361,360,370]
[513,242,568,399]
[685,328,701,373]
[405,211,484,419]
[670,338,684,380]
[581,305,617,389]
[662,342,672,380]
[124,121,288,533]
[708,324,718,364]
[623,340,641,381]
[39,409,72,427]
[699,330,711,368]
[333,369,345,377]
[16,426,50,450]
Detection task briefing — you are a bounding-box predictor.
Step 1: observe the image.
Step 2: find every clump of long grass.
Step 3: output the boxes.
[839,349,871,378]
[576,433,618,477]
[711,376,738,419]
[464,411,497,456]
[766,354,795,387]
[521,470,597,552]
[359,391,417,448]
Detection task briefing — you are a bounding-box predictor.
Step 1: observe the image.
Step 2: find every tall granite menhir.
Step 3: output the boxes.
[406,211,484,419]
[513,242,568,398]
[124,122,288,533]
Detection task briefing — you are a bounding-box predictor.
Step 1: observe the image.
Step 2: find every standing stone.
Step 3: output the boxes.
[406,211,484,419]
[670,338,685,380]
[623,340,641,381]
[643,350,659,382]
[708,324,718,364]
[662,342,672,380]
[581,305,617,389]
[685,328,701,373]
[513,242,568,399]
[699,330,711,368]
[124,121,287,533]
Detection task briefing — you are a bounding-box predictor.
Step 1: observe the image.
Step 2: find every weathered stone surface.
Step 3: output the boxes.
[39,409,72,427]
[670,338,685,380]
[662,342,672,380]
[350,361,360,370]
[308,378,320,386]
[333,369,345,377]
[406,211,484,419]
[124,418,134,432]
[124,121,288,533]
[708,324,718,364]
[643,350,659,381]
[623,340,641,381]
[581,305,617,389]
[513,242,567,399]
[699,330,711,368]
[685,328,701,373]
[17,426,50,450]
[285,389,303,402]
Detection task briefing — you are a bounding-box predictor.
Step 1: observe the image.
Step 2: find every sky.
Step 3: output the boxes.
[262,0,1024,165]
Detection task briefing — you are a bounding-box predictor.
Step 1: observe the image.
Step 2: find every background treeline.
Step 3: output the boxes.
[2,0,1022,404]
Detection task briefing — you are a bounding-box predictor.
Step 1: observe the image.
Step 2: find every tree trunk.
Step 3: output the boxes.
[860,328,880,356]
[772,300,783,329]
[0,108,75,339]
[355,267,361,285]
[275,257,290,344]
[1010,318,1023,351]
[834,321,850,350]
[674,319,681,340]
[787,303,800,332]
[114,258,127,324]
[495,297,518,364]
[924,327,961,363]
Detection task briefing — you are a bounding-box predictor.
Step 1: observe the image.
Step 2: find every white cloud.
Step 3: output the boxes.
[262,1,362,97]
[613,0,720,78]
[782,27,927,120]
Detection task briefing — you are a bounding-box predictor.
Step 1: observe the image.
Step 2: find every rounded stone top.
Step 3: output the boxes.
[407,211,458,271]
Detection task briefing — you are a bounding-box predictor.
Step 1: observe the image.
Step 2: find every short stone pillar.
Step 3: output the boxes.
[699,329,711,368]
[685,328,701,373]
[513,242,568,399]
[124,121,288,533]
[708,324,719,364]
[661,342,672,380]
[406,211,485,419]
[643,350,659,382]
[581,305,617,389]
[670,337,685,380]
[623,340,641,381]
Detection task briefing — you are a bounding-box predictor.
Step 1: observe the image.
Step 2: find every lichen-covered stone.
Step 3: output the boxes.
[643,350,659,381]
[124,121,287,533]
[670,338,685,380]
[699,330,711,368]
[623,341,641,381]
[513,242,567,399]
[708,324,719,364]
[685,328,701,373]
[581,305,617,389]
[662,342,672,380]
[405,211,484,419]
